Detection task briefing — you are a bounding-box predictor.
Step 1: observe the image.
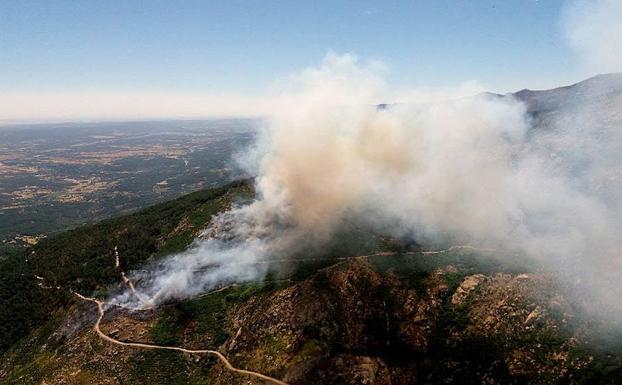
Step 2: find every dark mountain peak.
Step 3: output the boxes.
[513,88,534,98]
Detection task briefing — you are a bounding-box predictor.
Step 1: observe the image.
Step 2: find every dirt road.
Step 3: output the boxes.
[72,247,289,385]
[70,243,493,385]
[74,291,289,385]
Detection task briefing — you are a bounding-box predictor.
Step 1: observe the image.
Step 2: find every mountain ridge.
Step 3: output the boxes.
[2,179,622,384]
[4,74,622,384]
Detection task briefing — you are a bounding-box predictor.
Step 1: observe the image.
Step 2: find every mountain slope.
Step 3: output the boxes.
[0,180,253,354]
[510,73,622,133]
[513,73,622,113]
[4,74,622,384]
[2,180,622,384]
[3,243,620,384]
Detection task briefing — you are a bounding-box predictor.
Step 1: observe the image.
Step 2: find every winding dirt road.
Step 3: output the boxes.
[74,292,289,385]
[70,243,492,385]
[231,244,496,267]
[73,247,289,385]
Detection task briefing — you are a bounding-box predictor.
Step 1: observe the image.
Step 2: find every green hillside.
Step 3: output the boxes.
[0,179,253,354]
[2,179,622,385]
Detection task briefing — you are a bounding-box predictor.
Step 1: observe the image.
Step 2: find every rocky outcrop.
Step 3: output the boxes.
[1,257,614,385]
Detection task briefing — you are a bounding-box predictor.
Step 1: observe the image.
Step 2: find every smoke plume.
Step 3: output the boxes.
[113,53,622,316]
[562,0,622,72]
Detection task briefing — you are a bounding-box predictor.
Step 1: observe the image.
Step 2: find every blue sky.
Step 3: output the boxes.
[0,0,614,121]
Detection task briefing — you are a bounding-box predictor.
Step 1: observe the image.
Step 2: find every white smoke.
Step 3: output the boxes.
[562,0,622,72]
[113,53,622,315]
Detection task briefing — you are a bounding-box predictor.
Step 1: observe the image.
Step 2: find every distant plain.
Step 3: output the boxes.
[0,119,256,247]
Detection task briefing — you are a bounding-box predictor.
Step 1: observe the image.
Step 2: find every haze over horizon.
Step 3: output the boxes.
[6,2,622,383]
[1,0,621,122]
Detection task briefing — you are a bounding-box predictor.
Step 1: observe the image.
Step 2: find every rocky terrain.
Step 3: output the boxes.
[4,75,622,384]
[2,247,620,384]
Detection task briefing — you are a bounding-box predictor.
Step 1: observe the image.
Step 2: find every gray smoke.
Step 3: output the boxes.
[112,53,622,317]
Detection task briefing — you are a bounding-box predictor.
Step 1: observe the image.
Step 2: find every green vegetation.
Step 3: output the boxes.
[147,277,284,352]
[289,339,323,367]
[32,179,252,294]
[4,176,622,385]
[177,280,283,347]
[127,351,190,385]
[149,308,184,345]
[570,324,622,384]
[369,248,530,277]
[0,180,252,356]
[0,254,63,353]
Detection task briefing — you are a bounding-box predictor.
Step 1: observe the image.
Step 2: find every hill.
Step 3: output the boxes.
[513,73,622,113]
[2,180,622,384]
[4,75,622,384]
[504,73,622,134]
[0,180,253,355]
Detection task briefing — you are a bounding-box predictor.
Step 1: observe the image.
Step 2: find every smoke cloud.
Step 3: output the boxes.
[113,53,622,317]
[562,0,622,72]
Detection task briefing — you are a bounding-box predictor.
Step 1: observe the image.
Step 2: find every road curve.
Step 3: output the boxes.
[70,243,492,385]
[74,292,289,385]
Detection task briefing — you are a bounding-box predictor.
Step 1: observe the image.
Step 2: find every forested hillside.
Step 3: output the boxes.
[0,180,253,353]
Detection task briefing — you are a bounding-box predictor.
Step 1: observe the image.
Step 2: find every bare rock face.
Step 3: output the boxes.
[212,260,439,385]
[199,259,594,385]
[451,274,487,306]
[1,257,611,385]
[318,355,392,385]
